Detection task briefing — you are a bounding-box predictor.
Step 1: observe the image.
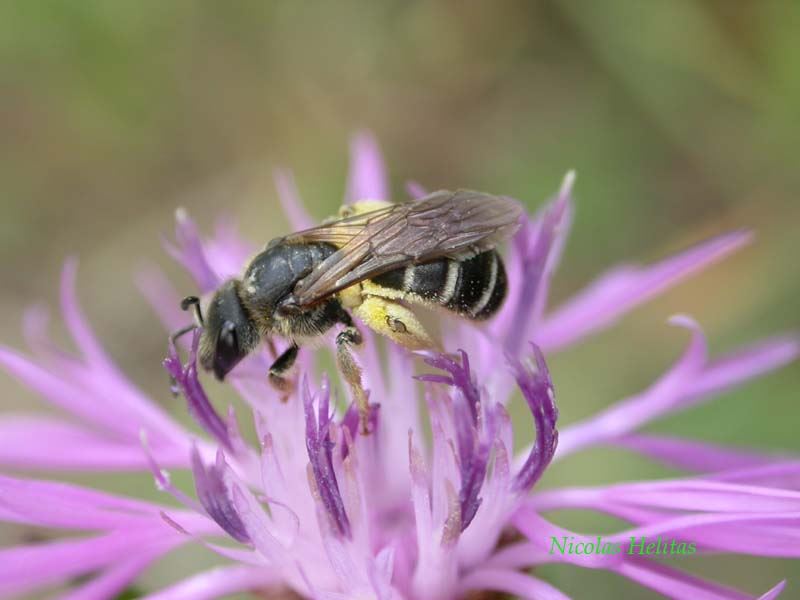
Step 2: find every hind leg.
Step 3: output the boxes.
[352,294,435,351]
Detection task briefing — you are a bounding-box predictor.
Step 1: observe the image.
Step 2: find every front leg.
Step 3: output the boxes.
[334,310,371,433]
[268,343,299,401]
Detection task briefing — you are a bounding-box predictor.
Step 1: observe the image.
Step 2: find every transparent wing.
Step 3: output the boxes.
[282,189,522,307]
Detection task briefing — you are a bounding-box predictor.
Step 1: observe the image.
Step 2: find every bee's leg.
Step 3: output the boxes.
[352,294,435,350]
[268,343,299,401]
[333,311,371,433]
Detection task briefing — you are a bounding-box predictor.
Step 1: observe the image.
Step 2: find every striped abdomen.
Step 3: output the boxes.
[371,250,507,320]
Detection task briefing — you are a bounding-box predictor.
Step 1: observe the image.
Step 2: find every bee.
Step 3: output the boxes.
[174,190,521,430]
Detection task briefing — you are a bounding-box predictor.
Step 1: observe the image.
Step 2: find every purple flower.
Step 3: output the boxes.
[0,132,798,599]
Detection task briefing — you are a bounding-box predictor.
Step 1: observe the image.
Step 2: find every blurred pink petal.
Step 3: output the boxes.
[405,180,428,199]
[530,479,800,514]
[0,528,183,599]
[59,554,160,600]
[498,179,572,358]
[141,565,279,600]
[274,167,315,230]
[612,433,784,472]
[135,265,190,332]
[550,318,797,461]
[457,568,571,600]
[536,230,753,351]
[164,209,220,293]
[0,416,187,471]
[614,560,781,600]
[345,131,389,203]
[710,462,800,489]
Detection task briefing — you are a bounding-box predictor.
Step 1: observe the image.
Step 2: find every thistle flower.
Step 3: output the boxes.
[0,134,798,600]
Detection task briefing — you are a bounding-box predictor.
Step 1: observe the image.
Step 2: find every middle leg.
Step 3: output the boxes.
[332,308,373,433]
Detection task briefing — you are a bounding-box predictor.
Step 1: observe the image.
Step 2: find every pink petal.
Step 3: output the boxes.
[135,265,190,333]
[164,209,220,293]
[0,474,211,535]
[406,181,428,199]
[140,565,278,600]
[550,321,797,462]
[274,168,315,230]
[493,183,571,359]
[759,581,787,600]
[536,230,752,352]
[530,480,800,514]
[457,568,571,600]
[0,347,136,440]
[344,131,389,204]
[58,553,158,600]
[0,528,182,598]
[611,433,784,472]
[552,317,706,460]
[60,258,113,370]
[0,416,187,471]
[614,559,758,600]
[530,172,575,328]
[682,334,799,402]
[710,462,800,490]
[202,216,254,280]
[614,511,800,557]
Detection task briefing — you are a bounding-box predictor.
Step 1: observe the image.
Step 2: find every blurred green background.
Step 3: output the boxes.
[1,1,798,598]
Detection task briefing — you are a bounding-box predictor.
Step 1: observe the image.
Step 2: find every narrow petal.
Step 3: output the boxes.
[517,503,800,561]
[553,323,797,462]
[16,265,190,445]
[57,553,158,600]
[531,173,575,324]
[536,230,752,352]
[497,185,571,358]
[135,266,190,333]
[203,216,254,279]
[0,347,156,443]
[0,416,187,471]
[682,334,799,402]
[345,131,389,203]
[274,167,315,230]
[457,568,571,600]
[611,433,783,472]
[60,258,113,370]
[164,208,220,293]
[0,528,182,599]
[0,473,168,529]
[614,559,759,600]
[530,480,800,514]
[406,181,428,199]
[141,565,278,600]
[710,462,800,490]
[760,581,787,600]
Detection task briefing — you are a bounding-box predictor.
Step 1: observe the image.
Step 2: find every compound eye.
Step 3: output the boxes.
[221,321,237,347]
[212,321,243,381]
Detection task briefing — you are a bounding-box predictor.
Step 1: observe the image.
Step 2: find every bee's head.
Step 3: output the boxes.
[199,281,259,380]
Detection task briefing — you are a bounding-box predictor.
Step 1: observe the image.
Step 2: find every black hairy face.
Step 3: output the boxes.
[199,281,259,380]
